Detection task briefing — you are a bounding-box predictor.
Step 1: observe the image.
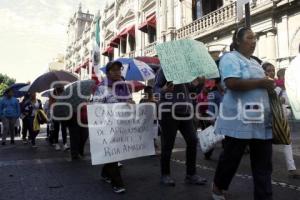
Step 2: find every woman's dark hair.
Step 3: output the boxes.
[106,61,123,73]
[262,62,274,71]
[230,27,252,51]
[144,86,153,94]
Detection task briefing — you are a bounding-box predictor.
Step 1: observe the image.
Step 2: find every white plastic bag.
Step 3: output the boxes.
[197,125,224,153]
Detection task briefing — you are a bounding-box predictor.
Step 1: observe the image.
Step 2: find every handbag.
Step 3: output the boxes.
[268,90,291,145]
[197,125,224,153]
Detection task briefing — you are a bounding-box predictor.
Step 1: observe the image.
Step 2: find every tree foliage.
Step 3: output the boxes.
[0,73,16,96]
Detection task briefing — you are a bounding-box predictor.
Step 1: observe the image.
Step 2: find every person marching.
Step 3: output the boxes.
[0,88,20,145]
[23,93,43,147]
[155,68,207,187]
[93,61,134,194]
[212,27,274,200]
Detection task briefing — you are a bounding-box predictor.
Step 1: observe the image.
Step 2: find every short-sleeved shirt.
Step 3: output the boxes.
[214,51,272,140]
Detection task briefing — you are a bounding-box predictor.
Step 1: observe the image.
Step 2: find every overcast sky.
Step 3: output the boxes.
[0,0,106,83]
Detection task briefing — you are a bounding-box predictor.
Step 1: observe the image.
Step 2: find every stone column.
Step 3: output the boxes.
[155,0,161,43]
[160,0,167,34]
[266,31,277,65]
[167,0,175,30]
[179,0,184,27]
[165,0,175,41]
[136,2,141,57]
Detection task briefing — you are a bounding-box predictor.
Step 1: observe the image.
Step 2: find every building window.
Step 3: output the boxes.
[192,0,223,20]
[129,35,136,51]
[148,26,157,44]
[121,39,127,54]
[108,53,113,61]
[193,0,203,20]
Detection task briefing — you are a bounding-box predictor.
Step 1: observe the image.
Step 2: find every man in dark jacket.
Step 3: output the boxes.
[154,69,207,186]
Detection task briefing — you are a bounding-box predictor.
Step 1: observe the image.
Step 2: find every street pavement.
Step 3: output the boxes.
[0,123,300,200]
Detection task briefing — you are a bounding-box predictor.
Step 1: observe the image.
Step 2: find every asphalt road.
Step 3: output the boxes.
[0,123,300,200]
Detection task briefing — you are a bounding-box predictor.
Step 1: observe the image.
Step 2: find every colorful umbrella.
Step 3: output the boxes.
[135,56,160,73]
[100,58,155,81]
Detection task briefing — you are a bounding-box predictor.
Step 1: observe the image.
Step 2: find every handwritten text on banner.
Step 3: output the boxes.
[155,39,219,84]
[87,103,156,165]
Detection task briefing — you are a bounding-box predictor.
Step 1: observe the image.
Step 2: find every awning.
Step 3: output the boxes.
[102,46,114,56]
[74,65,81,73]
[108,25,135,47]
[80,59,90,69]
[138,15,156,33]
[74,59,90,73]
[119,25,135,38]
[109,41,118,48]
[111,35,121,44]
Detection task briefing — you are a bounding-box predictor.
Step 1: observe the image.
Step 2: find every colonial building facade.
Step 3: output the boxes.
[65,4,95,80]
[99,0,300,69]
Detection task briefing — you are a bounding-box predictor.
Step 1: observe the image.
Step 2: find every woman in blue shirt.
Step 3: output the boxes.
[212,27,275,200]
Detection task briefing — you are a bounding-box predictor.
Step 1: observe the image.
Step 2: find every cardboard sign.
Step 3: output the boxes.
[87,103,156,165]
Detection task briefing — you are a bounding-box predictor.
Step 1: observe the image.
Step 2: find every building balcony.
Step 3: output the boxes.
[66,63,73,70]
[82,36,90,45]
[76,55,81,62]
[177,2,237,40]
[65,54,70,59]
[144,42,157,57]
[84,48,90,56]
[119,51,135,58]
[74,43,81,51]
[176,0,277,40]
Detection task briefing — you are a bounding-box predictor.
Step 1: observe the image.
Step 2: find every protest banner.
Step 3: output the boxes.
[87,103,156,165]
[285,54,300,120]
[155,39,219,84]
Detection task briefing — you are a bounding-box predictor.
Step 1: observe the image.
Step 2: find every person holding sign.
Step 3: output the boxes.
[93,61,134,194]
[154,68,207,187]
[212,27,274,200]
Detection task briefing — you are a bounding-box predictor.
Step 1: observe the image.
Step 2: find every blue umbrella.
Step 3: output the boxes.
[100,58,155,81]
[4,83,29,98]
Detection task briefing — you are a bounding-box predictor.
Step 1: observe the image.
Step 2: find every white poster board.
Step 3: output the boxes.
[87,103,156,165]
[285,54,300,120]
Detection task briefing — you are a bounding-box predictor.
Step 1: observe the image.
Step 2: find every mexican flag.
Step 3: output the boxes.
[95,18,100,47]
[92,17,101,82]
